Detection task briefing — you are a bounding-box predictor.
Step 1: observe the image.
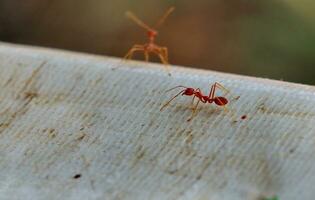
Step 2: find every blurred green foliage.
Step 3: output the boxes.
[263,196,279,200]
[240,1,315,84]
[0,0,314,84]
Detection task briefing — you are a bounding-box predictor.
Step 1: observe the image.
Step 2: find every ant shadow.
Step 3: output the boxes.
[172,103,225,122]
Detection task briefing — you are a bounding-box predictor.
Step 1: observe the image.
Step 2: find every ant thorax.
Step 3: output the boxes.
[144,43,157,51]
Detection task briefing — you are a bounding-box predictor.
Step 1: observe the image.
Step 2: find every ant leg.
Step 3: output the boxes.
[161,47,169,64]
[160,90,185,111]
[161,47,172,76]
[144,51,149,62]
[154,49,171,76]
[191,88,204,107]
[214,82,240,102]
[208,84,215,99]
[156,49,169,65]
[217,98,229,113]
[114,45,143,70]
[214,82,230,96]
[195,88,206,102]
[124,45,144,60]
[191,95,196,105]
[209,84,229,112]
[124,48,142,60]
[187,99,200,122]
[190,95,196,109]
[208,82,230,99]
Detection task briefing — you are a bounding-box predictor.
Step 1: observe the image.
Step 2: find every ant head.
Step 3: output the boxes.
[183,88,195,96]
[214,97,228,106]
[147,30,158,38]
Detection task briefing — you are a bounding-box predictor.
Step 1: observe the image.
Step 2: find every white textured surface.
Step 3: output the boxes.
[0,42,315,200]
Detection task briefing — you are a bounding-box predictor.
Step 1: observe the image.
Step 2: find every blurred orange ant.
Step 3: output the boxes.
[160,82,229,121]
[124,7,175,75]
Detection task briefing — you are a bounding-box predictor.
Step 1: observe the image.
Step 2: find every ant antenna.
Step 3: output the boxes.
[165,85,187,93]
[216,82,230,96]
[160,89,185,111]
[154,7,175,29]
[125,11,153,32]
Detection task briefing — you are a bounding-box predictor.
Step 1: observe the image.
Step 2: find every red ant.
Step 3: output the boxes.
[124,7,175,74]
[160,82,229,121]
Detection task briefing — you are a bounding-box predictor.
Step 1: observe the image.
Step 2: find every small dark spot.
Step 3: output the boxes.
[135,145,145,160]
[289,148,295,154]
[258,103,267,112]
[136,151,145,160]
[73,174,81,179]
[196,174,202,180]
[141,124,145,127]
[77,134,86,141]
[24,91,38,100]
[0,123,9,128]
[185,134,193,144]
[48,128,57,138]
[166,169,177,175]
[234,96,240,100]
[4,77,13,86]
[241,115,247,120]
[79,127,84,131]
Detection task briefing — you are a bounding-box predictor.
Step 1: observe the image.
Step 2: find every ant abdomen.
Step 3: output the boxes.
[214,97,228,106]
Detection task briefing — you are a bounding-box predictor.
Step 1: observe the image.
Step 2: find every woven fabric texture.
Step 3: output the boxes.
[0,43,314,200]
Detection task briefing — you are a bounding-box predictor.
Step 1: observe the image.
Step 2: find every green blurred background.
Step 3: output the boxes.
[0,0,314,84]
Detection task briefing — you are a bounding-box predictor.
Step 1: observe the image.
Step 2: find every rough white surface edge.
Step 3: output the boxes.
[0,42,314,200]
